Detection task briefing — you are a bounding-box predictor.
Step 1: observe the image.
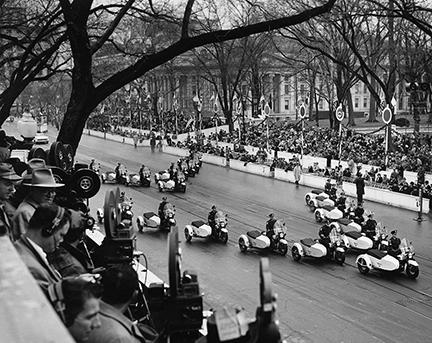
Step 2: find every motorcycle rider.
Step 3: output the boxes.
[351,203,365,224]
[115,162,122,183]
[336,191,347,212]
[208,205,218,234]
[266,213,277,241]
[139,164,146,185]
[362,211,377,239]
[324,179,332,194]
[169,162,176,179]
[318,223,333,256]
[89,159,96,171]
[158,197,168,222]
[388,230,402,257]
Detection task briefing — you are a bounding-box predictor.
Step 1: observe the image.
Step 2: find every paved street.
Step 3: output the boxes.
[76,132,432,343]
[5,123,432,342]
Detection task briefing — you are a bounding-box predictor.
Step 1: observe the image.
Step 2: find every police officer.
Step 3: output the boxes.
[158,197,168,221]
[208,205,218,231]
[362,211,377,239]
[266,213,277,240]
[388,230,401,257]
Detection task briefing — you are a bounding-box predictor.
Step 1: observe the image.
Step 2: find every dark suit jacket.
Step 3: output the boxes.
[14,236,62,291]
[87,301,148,343]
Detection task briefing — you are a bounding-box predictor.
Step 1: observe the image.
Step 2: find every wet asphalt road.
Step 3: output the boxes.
[5,124,432,343]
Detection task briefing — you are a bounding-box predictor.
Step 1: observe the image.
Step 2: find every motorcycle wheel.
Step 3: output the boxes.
[238,238,247,252]
[357,258,369,274]
[305,194,311,204]
[279,243,288,256]
[158,186,163,192]
[335,251,345,265]
[406,264,419,279]
[315,211,322,223]
[308,200,316,212]
[220,231,228,244]
[184,228,192,242]
[291,246,301,261]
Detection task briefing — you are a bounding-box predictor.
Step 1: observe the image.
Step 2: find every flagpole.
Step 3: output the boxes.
[385,124,389,167]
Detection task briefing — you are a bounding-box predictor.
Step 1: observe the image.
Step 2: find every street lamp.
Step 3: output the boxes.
[192,94,202,136]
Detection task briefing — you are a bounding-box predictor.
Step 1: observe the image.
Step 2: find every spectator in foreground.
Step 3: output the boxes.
[48,278,102,343]
[87,264,158,343]
[0,163,22,240]
[12,168,64,240]
[48,210,95,277]
[14,203,71,290]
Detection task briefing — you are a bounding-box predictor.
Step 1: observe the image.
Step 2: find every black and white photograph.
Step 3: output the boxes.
[1,0,432,342]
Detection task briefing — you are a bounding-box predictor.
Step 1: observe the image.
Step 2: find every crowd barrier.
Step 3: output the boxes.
[83,129,430,213]
[0,236,75,343]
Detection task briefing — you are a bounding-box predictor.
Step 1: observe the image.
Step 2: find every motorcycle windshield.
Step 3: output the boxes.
[400,238,411,253]
[163,203,175,217]
[273,220,286,234]
[177,171,185,179]
[215,211,226,223]
[143,167,150,175]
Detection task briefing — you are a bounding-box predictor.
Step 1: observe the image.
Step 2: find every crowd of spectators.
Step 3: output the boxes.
[201,120,432,173]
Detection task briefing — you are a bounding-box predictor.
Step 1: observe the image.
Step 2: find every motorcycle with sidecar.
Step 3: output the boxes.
[356,238,419,279]
[238,220,288,255]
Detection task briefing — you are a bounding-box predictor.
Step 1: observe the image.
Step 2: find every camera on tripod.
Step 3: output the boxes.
[91,187,136,267]
[146,226,203,339]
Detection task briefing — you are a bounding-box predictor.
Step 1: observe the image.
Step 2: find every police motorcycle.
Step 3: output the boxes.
[356,238,419,279]
[238,219,288,255]
[136,201,176,231]
[177,158,192,179]
[324,208,372,252]
[307,190,336,211]
[184,210,228,244]
[291,225,346,265]
[304,189,331,206]
[101,165,128,185]
[139,166,151,187]
[97,192,134,224]
[158,170,186,193]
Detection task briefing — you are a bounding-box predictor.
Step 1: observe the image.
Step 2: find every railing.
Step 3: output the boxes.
[0,236,75,343]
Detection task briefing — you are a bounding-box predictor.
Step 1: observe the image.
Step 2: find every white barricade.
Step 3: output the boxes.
[202,153,226,167]
[82,129,430,213]
[162,146,190,157]
[229,159,272,177]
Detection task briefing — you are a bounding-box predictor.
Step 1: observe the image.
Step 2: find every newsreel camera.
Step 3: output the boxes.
[26,141,102,212]
[92,187,136,266]
[146,226,204,342]
[200,258,282,343]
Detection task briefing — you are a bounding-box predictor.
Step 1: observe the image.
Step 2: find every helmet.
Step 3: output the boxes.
[268,213,274,218]
[211,205,216,210]
[162,196,167,201]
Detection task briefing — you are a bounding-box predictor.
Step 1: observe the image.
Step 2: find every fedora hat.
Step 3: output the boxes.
[0,162,22,181]
[22,168,64,188]
[22,158,47,182]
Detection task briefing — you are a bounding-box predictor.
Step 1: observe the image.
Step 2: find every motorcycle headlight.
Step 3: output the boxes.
[279,232,284,238]
[220,222,226,228]
[408,252,413,258]
[336,241,340,247]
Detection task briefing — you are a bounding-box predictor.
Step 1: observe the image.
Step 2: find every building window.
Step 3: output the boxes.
[192,86,196,96]
[284,75,290,95]
[284,99,290,110]
[319,101,324,110]
[363,84,368,93]
[363,97,368,108]
[354,97,359,108]
[355,84,360,94]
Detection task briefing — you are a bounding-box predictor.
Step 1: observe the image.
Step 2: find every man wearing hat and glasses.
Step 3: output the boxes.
[0,163,22,240]
[12,168,64,241]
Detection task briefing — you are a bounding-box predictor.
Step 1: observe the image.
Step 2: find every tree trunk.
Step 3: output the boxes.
[224,109,234,132]
[367,78,378,122]
[347,91,356,126]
